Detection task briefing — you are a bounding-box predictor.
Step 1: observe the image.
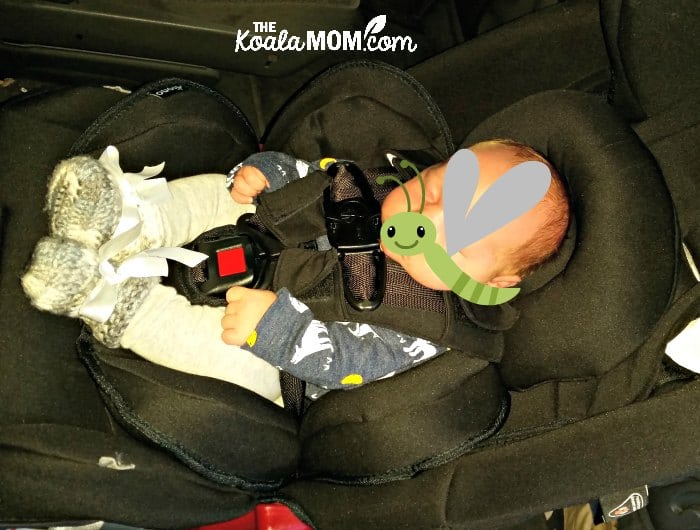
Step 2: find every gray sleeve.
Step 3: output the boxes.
[227,152,323,193]
[242,288,447,390]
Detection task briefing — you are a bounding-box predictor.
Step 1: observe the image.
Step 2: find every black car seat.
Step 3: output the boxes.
[1,1,698,530]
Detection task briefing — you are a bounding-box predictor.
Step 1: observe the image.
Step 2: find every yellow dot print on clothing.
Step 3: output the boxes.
[340,374,363,386]
[319,157,337,169]
[246,330,257,348]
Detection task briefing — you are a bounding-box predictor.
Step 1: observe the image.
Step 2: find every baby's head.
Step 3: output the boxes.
[380,139,570,291]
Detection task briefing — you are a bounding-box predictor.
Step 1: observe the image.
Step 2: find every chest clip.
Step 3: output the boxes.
[324,161,386,311]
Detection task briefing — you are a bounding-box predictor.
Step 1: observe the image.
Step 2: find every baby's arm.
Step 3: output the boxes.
[226,287,447,390]
[228,152,324,204]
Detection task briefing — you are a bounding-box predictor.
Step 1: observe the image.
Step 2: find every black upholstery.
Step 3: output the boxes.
[601,0,700,270]
[601,0,700,121]
[0,0,698,528]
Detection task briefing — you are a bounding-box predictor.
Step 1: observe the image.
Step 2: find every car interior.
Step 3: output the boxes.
[0,1,698,529]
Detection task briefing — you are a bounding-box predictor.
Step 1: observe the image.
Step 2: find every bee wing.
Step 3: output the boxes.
[443,149,480,256]
[445,159,551,256]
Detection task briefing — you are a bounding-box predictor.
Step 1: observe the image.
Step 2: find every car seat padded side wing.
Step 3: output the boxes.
[601,0,700,121]
[464,90,676,405]
[633,96,700,271]
[601,0,700,273]
[78,332,300,488]
[0,86,125,431]
[298,352,508,483]
[281,379,700,530]
[69,78,259,178]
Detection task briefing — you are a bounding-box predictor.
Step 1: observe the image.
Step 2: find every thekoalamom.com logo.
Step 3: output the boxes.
[234,15,418,53]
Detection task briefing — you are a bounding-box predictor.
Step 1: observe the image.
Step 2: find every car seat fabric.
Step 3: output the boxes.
[408,0,610,146]
[601,0,700,279]
[263,60,454,166]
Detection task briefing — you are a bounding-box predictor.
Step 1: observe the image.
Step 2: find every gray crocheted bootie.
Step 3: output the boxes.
[86,275,157,349]
[46,156,121,250]
[21,236,100,318]
[21,237,156,348]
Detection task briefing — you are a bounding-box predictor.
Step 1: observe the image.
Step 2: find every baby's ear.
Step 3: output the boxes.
[486,274,521,288]
[423,167,444,204]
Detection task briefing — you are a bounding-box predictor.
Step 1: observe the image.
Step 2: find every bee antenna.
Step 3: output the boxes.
[397,159,425,214]
[376,175,411,211]
[417,171,425,214]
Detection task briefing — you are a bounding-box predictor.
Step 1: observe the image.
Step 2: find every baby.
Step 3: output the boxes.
[22,139,569,403]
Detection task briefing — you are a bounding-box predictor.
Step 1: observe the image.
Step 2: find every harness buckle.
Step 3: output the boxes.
[194,214,283,296]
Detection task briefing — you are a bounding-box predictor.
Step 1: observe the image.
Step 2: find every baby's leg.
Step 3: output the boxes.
[22,237,282,404]
[146,173,256,248]
[120,283,282,402]
[48,153,254,260]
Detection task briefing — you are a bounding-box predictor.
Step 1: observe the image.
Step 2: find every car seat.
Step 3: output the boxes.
[0,1,698,529]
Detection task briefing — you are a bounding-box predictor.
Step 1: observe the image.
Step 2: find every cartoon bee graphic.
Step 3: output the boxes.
[378,149,552,306]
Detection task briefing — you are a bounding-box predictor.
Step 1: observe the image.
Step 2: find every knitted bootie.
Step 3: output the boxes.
[21,237,156,348]
[46,156,122,250]
[21,236,101,318]
[46,153,168,263]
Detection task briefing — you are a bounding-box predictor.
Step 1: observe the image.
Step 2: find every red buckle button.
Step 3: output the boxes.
[217,245,247,277]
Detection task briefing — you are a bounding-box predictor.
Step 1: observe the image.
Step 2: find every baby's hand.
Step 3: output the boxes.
[230,165,270,204]
[221,286,277,346]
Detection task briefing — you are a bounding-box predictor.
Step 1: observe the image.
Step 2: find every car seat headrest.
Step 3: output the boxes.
[600,0,700,120]
[263,60,455,166]
[462,90,677,386]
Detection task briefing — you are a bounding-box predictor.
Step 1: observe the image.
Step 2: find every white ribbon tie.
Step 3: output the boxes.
[79,146,207,322]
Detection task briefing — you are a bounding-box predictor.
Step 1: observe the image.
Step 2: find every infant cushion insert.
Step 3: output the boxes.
[298,351,508,483]
[69,67,503,489]
[464,90,677,414]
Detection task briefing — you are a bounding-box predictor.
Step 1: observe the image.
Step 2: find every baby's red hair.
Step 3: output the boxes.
[471,139,570,278]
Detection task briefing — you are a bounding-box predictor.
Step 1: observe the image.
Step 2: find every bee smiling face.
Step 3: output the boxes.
[380,211,437,256]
